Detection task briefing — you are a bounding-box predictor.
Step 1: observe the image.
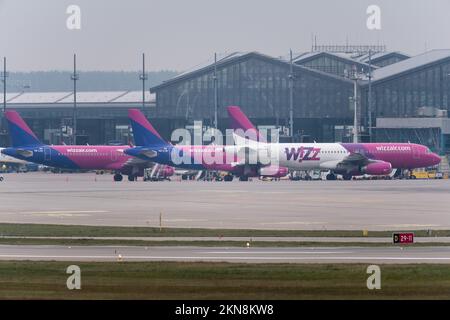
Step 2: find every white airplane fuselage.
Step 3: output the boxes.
[234,138,440,175]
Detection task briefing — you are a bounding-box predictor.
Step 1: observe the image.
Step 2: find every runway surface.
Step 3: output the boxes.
[2,236,450,243]
[0,172,449,230]
[0,245,449,263]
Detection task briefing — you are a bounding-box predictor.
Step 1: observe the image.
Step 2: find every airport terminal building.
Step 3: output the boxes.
[0,91,154,146]
[1,48,450,155]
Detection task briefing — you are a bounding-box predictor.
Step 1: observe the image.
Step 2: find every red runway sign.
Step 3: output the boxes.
[393,232,414,244]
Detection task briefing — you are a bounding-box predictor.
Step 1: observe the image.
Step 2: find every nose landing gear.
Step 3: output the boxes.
[113,173,123,182]
[326,173,337,180]
[342,173,353,181]
[224,174,234,182]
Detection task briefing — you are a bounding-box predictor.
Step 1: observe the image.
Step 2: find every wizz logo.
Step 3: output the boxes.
[285,147,320,162]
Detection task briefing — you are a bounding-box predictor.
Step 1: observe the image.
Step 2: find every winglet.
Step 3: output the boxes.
[5,110,43,147]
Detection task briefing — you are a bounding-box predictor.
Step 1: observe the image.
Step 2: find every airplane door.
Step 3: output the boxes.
[44,147,51,161]
[412,145,420,160]
[111,149,117,161]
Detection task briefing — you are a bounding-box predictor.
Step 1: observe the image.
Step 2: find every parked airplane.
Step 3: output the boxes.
[227,106,441,180]
[1,110,173,181]
[124,109,288,181]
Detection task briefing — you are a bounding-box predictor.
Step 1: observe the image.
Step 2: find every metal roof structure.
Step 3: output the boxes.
[150,51,353,92]
[8,92,72,104]
[174,52,248,79]
[369,49,450,83]
[112,91,153,103]
[357,51,410,64]
[0,90,155,106]
[0,92,23,104]
[292,51,377,69]
[3,50,449,105]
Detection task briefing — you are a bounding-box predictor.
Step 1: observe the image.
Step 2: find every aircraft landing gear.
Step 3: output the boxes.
[128,174,137,182]
[113,173,123,182]
[224,174,234,182]
[326,173,337,181]
[342,173,352,181]
[239,176,249,181]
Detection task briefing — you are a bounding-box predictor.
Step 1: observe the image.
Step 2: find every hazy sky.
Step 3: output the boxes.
[0,0,449,71]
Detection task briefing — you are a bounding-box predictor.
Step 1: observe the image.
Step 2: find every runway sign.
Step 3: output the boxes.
[393,232,414,244]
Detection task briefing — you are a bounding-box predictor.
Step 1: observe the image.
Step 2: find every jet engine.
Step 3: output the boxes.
[361,161,392,175]
[161,166,175,177]
[258,165,289,178]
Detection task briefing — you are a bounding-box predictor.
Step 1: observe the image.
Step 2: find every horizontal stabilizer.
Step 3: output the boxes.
[16,149,34,158]
[140,149,158,158]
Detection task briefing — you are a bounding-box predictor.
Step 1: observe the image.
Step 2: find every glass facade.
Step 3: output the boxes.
[296,54,371,78]
[153,54,354,141]
[2,53,449,150]
[0,105,142,146]
[375,128,443,153]
[364,60,450,118]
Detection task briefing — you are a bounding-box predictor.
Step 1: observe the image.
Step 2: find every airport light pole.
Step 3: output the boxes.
[350,65,362,143]
[289,49,294,142]
[2,57,7,113]
[139,53,148,111]
[367,50,373,142]
[71,54,79,145]
[213,53,218,129]
[1,57,8,136]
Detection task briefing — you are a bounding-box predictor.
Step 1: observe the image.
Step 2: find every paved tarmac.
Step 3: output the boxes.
[0,245,449,263]
[0,172,449,230]
[2,236,450,243]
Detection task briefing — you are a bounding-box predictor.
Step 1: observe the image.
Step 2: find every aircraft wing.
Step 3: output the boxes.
[122,157,154,169]
[130,149,158,159]
[339,152,371,166]
[330,152,384,173]
[320,153,373,171]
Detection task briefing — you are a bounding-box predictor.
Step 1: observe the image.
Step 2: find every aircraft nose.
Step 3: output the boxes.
[430,153,441,166]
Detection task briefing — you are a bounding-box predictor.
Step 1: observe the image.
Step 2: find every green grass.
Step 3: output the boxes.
[0,238,449,247]
[0,261,449,299]
[0,223,448,238]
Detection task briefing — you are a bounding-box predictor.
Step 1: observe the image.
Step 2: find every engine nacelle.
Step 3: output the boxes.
[258,165,289,178]
[361,161,392,175]
[161,166,175,177]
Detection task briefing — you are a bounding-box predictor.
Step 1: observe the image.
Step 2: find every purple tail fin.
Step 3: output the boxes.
[128,109,169,147]
[5,110,43,147]
[227,106,266,142]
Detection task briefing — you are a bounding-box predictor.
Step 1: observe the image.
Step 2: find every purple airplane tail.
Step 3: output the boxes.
[227,106,266,142]
[5,110,43,147]
[128,109,169,147]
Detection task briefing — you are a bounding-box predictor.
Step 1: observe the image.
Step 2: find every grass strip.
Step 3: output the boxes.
[0,223,448,238]
[0,261,449,299]
[0,238,449,247]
